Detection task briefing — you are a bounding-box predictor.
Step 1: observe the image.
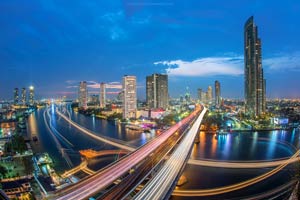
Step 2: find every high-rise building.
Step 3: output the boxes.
[207,86,213,103]
[78,81,88,109]
[215,81,221,108]
[100,82,106,108]
[21,88,26,105]
[244,16,266,116]
[122,75,137,119]
[14,88,19,104]
[29,86,34,105]
[197,88,202,102]
[146,74,168,109]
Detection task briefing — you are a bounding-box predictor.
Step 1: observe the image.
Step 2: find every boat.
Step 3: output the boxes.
[32,136,38,142]
[125,124,144,131]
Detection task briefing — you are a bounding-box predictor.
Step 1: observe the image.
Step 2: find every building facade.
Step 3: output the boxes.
[146,74,168,109]
[215,80,221,108]
[78,81,88,109]
[244,16,266,116]
[100,82,106,108]
[122,75,137,119]
[29,86,34,105]
[13,88,19,105]
[197,88,202,102]
[207,86,213,103]
[21,88,26,105]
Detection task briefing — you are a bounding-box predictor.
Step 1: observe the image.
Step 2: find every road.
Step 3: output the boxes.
[133,107,207,199]
[51,106,202,200]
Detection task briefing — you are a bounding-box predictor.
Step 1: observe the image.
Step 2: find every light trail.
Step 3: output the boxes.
[172,149,300,196]
[133,108,207,200]
[187,157,300,168]
[56,105,299,169]
[46,108,74,148]
[43,109,73,168]
[56,109,135,151]
[51,106,202,200]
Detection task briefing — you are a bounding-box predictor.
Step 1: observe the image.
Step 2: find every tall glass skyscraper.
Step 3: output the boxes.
[122,75,137,119]
[14,88,19,105]
[244,16,266,116]
[100,82,106,108]
[78,81,88,109]
[215,80,221,108]
[29,86,34,105]
[21,88,26,105]
[146,74,168,109]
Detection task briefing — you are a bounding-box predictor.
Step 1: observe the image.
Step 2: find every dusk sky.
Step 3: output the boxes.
[1,0,300,100]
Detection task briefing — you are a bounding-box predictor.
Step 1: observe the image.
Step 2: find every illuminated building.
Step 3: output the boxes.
[122,75,137,119]
[13,88,19,105]
[21,88,26,105]
[244,16,266,116]
[100,82,106,108]
[207,86,213,103]
[78,81,88,109]
[215,80,221,108]
[197,88,202,102]
[29,86,34,105]
[146,74,168,109]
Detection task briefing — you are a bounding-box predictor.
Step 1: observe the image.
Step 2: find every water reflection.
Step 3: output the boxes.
[28,112,38,138]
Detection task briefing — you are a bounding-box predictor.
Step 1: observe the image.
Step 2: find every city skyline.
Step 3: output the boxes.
[1,1,300,100]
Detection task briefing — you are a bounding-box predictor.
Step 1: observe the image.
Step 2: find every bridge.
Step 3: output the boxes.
[79,149,129,159]
[50,105,204,199]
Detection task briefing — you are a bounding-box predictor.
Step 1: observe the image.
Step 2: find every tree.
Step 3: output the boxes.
[0,165,8,179]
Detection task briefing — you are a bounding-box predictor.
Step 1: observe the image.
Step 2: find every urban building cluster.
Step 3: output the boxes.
[13,86,35,106]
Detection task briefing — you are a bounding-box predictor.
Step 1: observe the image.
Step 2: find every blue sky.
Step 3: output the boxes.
[1,0,300,100]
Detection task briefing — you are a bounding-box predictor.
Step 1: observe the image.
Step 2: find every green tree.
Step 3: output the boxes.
[0,165,8,179]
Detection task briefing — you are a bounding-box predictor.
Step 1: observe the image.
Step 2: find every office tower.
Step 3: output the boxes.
[122,75,137,119]
[29,86,34,105]
[100,82,106,108]
[78,81,88,109]
[197,88,202,102]
[21,88,26,105]
[215,81,221,108]
[207,86,213,103]
[146,74,168,109]
[14,88,19,104]
[244,16,266,116]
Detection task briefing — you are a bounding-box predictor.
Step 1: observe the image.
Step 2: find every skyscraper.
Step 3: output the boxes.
[215,81,221,108]
[14,88,19,104]
[122,75,137,119]
[244,16,266,116]
[21,88,26,105]
[207,86,213,103]
[146,74,168,109]
[197,88,202,102]
[29,86,34,105]
[100,82,106,108]
[78,81,88,109]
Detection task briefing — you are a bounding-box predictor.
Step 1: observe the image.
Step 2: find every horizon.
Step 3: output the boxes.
[1,1,300,100]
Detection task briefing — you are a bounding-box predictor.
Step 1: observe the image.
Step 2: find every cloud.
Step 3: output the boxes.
[264,52,300,71]
[154,56,244,77]
[66,80,77,84]
[66,85,78,89]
